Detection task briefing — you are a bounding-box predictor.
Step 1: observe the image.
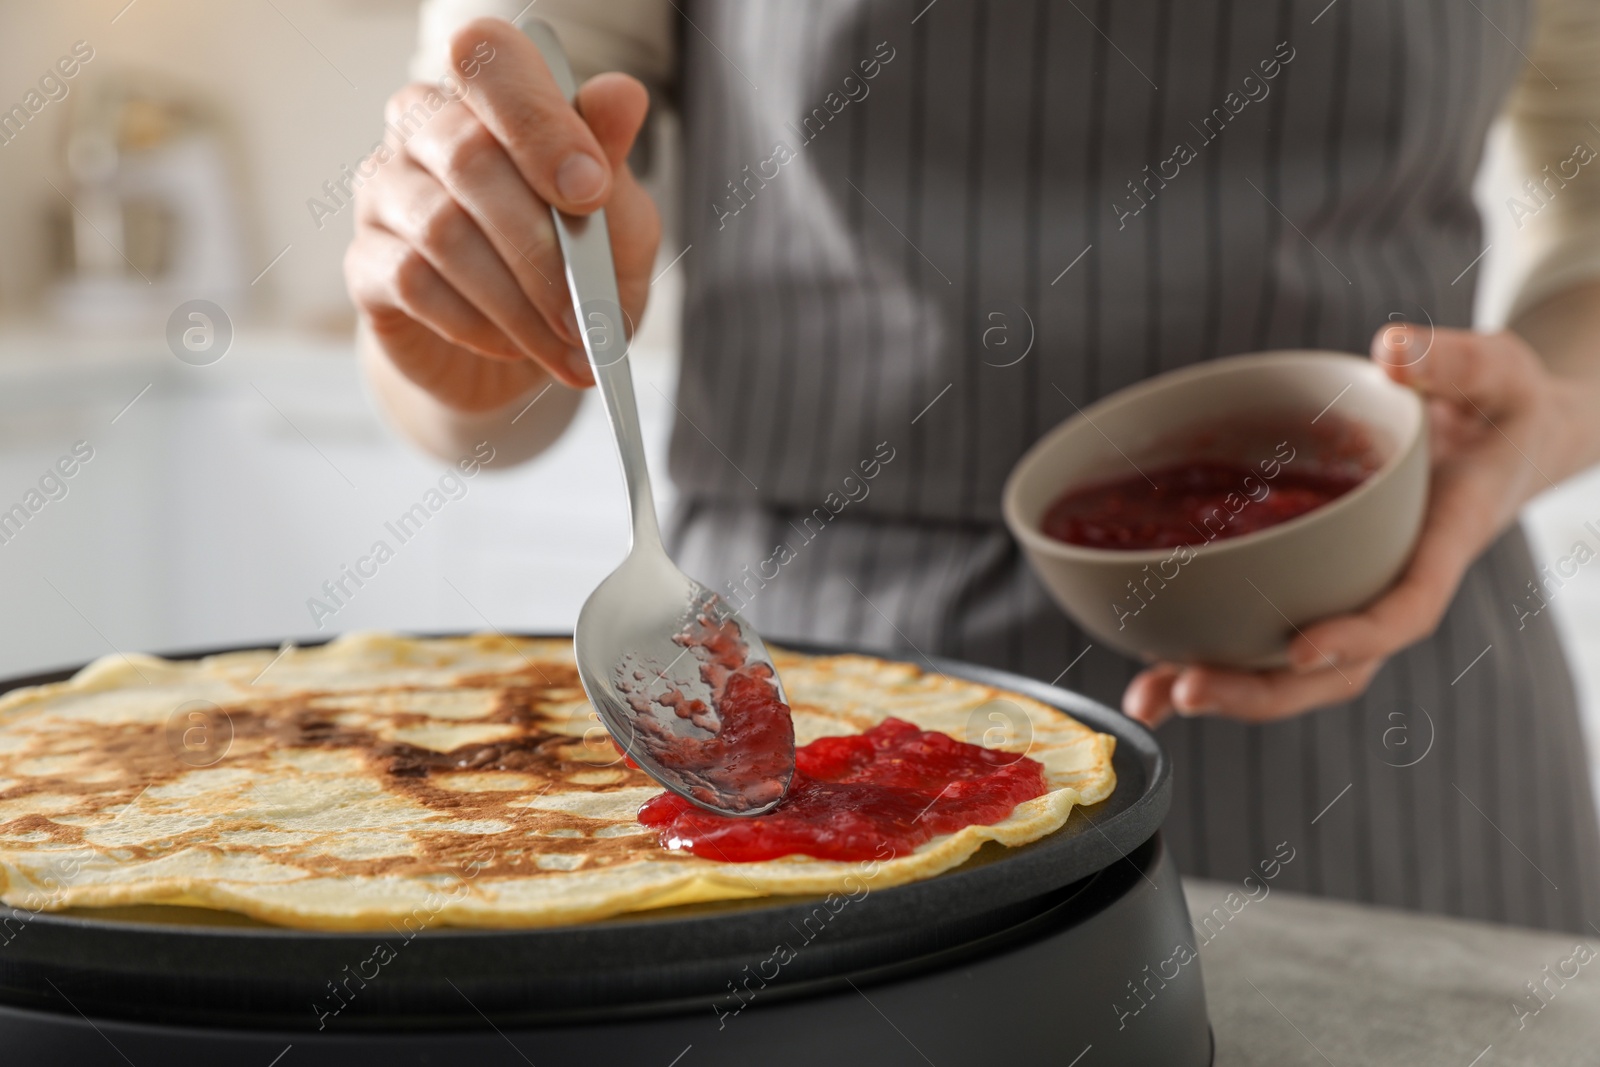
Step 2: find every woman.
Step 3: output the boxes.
[346,0,1600,932]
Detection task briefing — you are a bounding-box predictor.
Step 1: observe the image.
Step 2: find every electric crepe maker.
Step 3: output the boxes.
[0,637,1212,1066]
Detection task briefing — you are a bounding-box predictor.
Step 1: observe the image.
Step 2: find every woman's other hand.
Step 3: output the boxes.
[1124,323,1599,727]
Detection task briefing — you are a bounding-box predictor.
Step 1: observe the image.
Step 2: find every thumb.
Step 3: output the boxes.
[1370,324,1537,417]
[576,73,651,172]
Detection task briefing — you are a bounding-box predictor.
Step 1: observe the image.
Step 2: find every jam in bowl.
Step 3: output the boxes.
[1002,351,1427,669]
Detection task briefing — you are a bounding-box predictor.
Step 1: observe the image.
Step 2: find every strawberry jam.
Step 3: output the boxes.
[638,717,1049,862]
[1042,460,1365,551]
[615,611,796,813]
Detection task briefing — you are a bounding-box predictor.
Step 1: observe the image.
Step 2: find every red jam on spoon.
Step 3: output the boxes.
[638,717,1048,863]
[615,611,796,812]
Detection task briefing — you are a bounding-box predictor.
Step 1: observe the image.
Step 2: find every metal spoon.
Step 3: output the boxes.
[521,19,795,817]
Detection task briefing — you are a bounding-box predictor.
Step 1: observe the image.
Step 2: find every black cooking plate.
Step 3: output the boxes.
[0,636,1168,1032]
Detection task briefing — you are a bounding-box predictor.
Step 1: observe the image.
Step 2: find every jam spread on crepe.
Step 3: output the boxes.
[639,717,1048,862]
[1043,460,1365,551]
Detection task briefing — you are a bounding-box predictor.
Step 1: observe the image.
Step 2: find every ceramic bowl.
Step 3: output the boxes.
[1002,351,1428,669]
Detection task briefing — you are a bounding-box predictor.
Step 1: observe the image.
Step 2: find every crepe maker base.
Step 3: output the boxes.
[0,637,1212,1065]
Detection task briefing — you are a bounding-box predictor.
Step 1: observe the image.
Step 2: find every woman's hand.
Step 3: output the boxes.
[344,17,661,413]
[1123,323,1599,728]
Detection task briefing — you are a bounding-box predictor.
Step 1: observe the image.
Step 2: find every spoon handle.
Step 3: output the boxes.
[521,18,663,551]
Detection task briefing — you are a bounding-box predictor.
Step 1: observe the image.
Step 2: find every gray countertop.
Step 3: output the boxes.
[1184,878,1600,1066]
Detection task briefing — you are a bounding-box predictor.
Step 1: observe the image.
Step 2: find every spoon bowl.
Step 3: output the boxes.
[577,553,793,815]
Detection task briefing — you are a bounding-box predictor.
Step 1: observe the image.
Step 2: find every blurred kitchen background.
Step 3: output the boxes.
[0,0,685,660]
[0,2,1596,793]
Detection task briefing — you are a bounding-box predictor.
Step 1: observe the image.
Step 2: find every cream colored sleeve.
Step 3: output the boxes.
[409,0,676,90]
[1504,0,1600,321]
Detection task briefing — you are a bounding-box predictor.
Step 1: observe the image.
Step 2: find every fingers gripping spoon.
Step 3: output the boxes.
[522,19,795,816]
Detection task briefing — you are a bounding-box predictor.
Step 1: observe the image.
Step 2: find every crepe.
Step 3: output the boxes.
[0,633,1116,930]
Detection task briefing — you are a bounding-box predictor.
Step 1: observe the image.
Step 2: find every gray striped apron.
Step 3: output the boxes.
[666,0,1600,933]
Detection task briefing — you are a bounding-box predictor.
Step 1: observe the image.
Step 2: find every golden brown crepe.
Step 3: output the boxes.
[0,633,1115,930]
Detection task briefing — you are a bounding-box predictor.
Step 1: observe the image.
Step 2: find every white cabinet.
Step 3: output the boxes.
[0,331,678,675]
